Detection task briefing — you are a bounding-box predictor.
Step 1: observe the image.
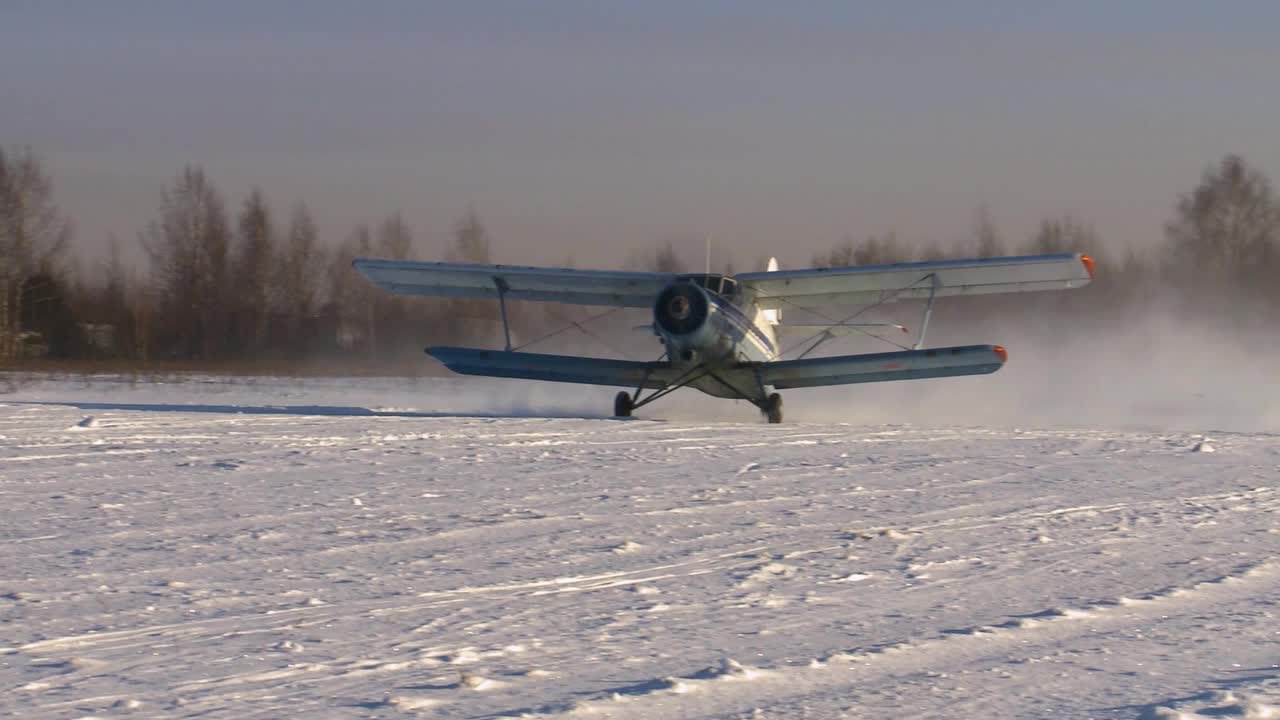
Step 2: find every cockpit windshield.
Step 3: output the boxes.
[676,274,738,300]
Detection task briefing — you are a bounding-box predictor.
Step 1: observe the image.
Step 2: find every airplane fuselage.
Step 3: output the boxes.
[651,274,778,398]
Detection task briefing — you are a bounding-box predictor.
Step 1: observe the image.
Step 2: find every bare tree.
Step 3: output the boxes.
[971,206,1006,258]
[915,240,947,261]
[443,212,498,344]
[1024,215,1099,255]
[448,210,491,263]
[20,271,85,358]
[1165,155,1279,284]
[813,232,909,268]
[232,188,277,355]
[813,238,851,268]
[71,235,136,359]
[140,166,231,360]
[372,212,420,353]
[275,203,325,353]
[653,240,684,272]
[375,212,414,260]
[327,224,376,353]
[103,235,155,361]
[0,146,72,359]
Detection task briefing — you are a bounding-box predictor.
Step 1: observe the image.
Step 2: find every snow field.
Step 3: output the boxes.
[1,376,1278,718]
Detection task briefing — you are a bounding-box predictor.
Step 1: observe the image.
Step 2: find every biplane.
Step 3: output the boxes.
[353,252,1094,422]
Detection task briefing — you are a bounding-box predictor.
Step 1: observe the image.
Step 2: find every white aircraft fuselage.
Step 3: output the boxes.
[652,274,778,397]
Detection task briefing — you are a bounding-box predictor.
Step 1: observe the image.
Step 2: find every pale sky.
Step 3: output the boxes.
[4,1,1279,269]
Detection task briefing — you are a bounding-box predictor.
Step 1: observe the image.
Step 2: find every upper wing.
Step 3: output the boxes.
[758,345,1007,389]
[353,258,673,308]
[427,347,678,389]
[736,253,1095,309]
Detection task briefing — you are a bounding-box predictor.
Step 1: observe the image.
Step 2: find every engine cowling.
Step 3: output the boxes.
[653,282,709,336]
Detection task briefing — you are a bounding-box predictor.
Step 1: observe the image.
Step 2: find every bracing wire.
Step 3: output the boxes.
[772,273,939,357]
[511,306,632,357]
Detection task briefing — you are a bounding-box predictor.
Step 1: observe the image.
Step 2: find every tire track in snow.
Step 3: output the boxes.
[15,544,770,656]
[11,545,777,716]
[502,559,1280,719]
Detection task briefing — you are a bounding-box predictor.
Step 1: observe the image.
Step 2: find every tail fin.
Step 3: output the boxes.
[762,257,781,324]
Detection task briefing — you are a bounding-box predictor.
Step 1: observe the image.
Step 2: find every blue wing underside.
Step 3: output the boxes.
[427,345,1006,392]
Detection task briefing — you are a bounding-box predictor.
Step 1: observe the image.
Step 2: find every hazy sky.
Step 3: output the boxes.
[4,1,1279,269]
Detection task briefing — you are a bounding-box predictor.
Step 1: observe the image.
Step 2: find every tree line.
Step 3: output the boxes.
[2,147,1279,370]
[0,155,510,369]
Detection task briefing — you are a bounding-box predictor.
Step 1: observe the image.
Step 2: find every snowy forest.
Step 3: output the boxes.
[2,146,1279,373]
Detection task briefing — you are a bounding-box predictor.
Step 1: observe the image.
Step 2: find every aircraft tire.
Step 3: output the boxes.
[614,391,634,418]
[764,393,783,424]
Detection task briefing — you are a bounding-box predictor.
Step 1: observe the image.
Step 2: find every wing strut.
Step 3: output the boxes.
[796,330,835,360]
[912,273,941,350]
[494,276,513,351]
[628,363,711,411]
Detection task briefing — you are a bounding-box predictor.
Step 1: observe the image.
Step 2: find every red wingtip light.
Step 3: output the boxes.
[993,345,1008,363]
[1080,254,1097,279]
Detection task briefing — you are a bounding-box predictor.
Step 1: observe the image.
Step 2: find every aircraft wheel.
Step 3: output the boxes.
[764,393,783,424]
[613,391,634,418]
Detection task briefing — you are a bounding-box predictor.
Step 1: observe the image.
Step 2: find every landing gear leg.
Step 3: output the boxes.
[763,393,783,424]
[613,391,634,418]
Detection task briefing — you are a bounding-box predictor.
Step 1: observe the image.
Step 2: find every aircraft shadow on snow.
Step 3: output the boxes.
[13,400,610,421]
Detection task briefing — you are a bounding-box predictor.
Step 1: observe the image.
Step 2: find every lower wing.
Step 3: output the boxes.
[428,344,1005,391]
[427,347,677,389]
[757,345,1007,389]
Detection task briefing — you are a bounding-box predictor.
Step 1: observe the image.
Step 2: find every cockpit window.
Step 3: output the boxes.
[676,274,737,299]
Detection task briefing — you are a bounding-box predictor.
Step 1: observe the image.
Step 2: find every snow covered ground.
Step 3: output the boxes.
[1,374,1277,719]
